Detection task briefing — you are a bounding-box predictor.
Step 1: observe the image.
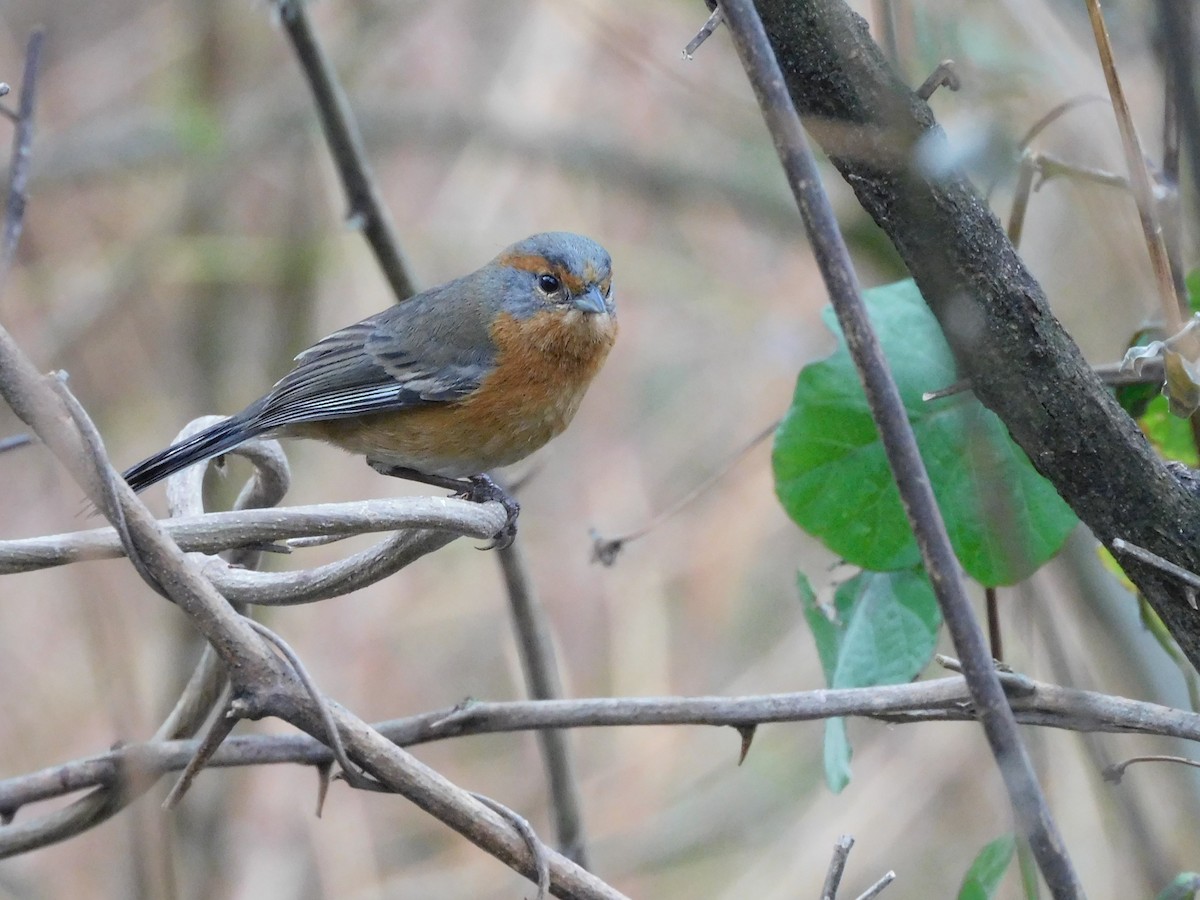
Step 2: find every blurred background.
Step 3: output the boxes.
[0,0,1198,897]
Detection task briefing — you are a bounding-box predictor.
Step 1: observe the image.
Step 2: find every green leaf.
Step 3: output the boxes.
[1156,872,1200,900]
[773,279,1077,586]
[800,570,941,791]
[1185,268,1200,313]
[1138,394,1200,467]
[822,717,852,793]
[958,834,1016,900]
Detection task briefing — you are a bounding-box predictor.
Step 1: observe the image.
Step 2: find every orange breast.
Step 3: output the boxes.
[300,308,617,477]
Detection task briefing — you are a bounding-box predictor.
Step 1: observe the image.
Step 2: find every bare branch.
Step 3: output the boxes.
[854,871,896,900]
[1,30,44,284]
[274,0,416,301]
[473,792,552,900]
[0,496,507,575]
[6,673,1200,817]
[1084,0,1184,328]
[822,835,855,899]
[1103,754,1200,784]
[498,539,591,866]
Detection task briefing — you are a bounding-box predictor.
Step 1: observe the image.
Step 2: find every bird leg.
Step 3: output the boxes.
[367,462,520,550]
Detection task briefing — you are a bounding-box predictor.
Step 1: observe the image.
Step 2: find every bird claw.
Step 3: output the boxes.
[366,461,519,549]
[458,474,520,550]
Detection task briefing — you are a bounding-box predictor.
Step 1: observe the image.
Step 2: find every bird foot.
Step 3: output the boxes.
[368,462,518,550]
[458,474,520,550]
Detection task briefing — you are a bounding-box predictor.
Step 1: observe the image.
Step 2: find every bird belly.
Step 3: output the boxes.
[298,382,587,477]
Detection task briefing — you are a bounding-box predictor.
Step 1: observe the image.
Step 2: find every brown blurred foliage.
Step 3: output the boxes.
[1,1,1198,897]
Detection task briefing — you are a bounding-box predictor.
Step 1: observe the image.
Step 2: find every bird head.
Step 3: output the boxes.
[493,232,615,324]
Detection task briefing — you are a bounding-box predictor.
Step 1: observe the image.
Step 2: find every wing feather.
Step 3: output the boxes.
[249,282,496,432]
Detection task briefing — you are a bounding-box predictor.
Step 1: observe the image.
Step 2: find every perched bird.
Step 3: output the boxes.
[123,232,618,547]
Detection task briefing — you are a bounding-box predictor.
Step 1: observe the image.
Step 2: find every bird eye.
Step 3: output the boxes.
[537,273,561,294]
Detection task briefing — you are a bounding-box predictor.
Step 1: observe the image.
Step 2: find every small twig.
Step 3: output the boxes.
[243,619,375,789]
[0,433,30,453]
[497,539,590,867]
[1019,96,1110,153]
[989,95,1110,211]
[1103,754,1200,784]
[472,793,551,900]
[591,418,778,565]
[163,692,238,809]
[986,586,1003,662]
[1112,538,1200,603]
[1009,151,1129,247]
[1006,151,1037,247]
[1155,0,1200,241]
[854,871,896,900]
[1085,0,1185,335]
[924,358,1166,403]
[683,6,725,59]
[822,834,855,900]
[936,655,1034,697]
[52,376,170,598]
[916,60,959,101]
[1033,153,1129,190]
[275,0,416,301]
[871,0,899,66]
[1,31,44,284]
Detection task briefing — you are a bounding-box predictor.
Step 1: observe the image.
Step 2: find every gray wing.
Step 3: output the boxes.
[250,283,496,431]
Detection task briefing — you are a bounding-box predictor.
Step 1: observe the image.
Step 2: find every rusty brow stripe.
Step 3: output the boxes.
[499,251,586,294]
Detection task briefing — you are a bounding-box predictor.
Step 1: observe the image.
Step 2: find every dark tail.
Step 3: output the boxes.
[123,410,264,492]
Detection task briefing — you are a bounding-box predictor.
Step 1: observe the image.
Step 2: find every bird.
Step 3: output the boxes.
[122,232,618,548]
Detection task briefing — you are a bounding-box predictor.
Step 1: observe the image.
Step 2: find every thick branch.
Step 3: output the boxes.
[751,0,1200,668]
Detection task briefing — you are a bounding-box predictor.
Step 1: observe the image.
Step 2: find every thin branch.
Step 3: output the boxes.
[1,30,44,284]
[717,2,1081,895]
[0,495,508,574]
[822,834,855,899]
[986,586,1003,662]
[242,619,369,789]
[6,673,1200,816]
[854,872,896,900]
[1085,0,1183,332]
[1112,538,1200,597]
[162,698,238,810]
[473,793,551,900]
[683,6,725,59]
[1103,754,1200,784]
[871,0,899,66]
[1154,0,1200,257]
[498,539,591,867]
[591,418,778,565]
[198,526,482,606]
[0,433,30,453]
[275,0,416,301]
[915,60,959,101]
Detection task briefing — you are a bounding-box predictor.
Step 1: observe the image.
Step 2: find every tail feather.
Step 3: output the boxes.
[123,411,263,493]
